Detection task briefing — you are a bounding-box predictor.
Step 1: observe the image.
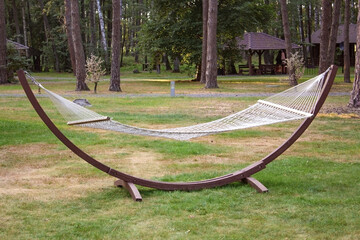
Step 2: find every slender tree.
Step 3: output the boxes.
[64,0,76,75]
[71,0,89,91]
[263,0,272,65]
[120,8,126,67]
[299,4,307,66]
[344,0,351,83]
[26,1,37,71]
[0,0,7,84]
[314,3,320,31]
[80,0,85,46]
[109,0,122,92]
[319,0,332,73]
[12,0,21,43]
[134,0,143,63]
[348,0,360,108]
[39,0,60,72]
[89,0,96,55]
[107,5,112,49]
[173,57,180,73]
[326,0,341,68]
[306,3,314,66]
[164,53,172,71]
[205,0,218,89]
[279,0,297,86]
[200,0,208,84]
[21,0,28,57]
[96,0,108,54]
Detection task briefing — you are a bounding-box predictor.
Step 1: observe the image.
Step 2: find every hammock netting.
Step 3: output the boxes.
[25,69,329,141]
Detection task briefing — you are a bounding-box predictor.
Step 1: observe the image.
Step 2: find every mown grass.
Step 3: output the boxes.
[0,72,359,239]
[1,65,354,96]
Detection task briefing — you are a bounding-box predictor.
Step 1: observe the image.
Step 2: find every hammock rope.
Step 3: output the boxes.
[25,69,329,141]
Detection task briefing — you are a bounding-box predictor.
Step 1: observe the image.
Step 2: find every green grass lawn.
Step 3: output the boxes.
[0,71,359,239]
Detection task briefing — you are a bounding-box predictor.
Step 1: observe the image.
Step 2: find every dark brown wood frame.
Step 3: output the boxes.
[17,65,337,202]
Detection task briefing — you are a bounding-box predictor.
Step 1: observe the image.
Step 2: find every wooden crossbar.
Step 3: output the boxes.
[67,116,110,125]
[257,99,313,118]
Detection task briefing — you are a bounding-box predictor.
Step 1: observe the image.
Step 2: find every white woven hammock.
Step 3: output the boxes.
[26,70,329,141]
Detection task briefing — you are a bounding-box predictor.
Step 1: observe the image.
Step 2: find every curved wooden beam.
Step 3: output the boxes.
[17,65,337,196]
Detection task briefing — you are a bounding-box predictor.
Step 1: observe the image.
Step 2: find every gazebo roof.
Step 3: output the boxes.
[237,32,301,51]
[310,24,357,44]
[7,39,29,50]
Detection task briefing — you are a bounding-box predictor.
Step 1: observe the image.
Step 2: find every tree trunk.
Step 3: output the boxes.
[348,0,360,108]
[231,61,237,74]
[279,0,297,86]
[89,0,96,54]
[344,0,351,83]
[64,0,76,75]
[195,63,201,81]
[314,4,320,31]
[351,0,355,21]
[248,51,253,75]
[164,53,172,71]
[200,0,208,84]
[129,5,135,57]
[326,0,341,68]
[299,5,307,66]
[80,0,85,50]
[71,0,89,91]
[125,28,131,56]
[120,19,126,67]
[0,0,7,84]
[156,64,160,74]
[12,0,21,43]
[134,0,142,63]
[109,0,122,92]
[21,1,28,57]
[107,6,112,49]
[94,82,98,94]
[39,0,60,72]
[263,0,272,65]
[307,3,314,66]
[205,0,218,89]
[319,0,332,73]
[123,5,130,57]
[26,1,33,53]
[126,11,131,57]
[26,1,37,71]
[96,0,108,57]
[173,57,180,73]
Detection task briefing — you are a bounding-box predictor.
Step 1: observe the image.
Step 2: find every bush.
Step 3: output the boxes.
[285,51,305,83]
[85,54,106,93]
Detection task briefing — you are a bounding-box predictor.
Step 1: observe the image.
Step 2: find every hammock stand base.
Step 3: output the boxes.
[114,179,143,201]
[115,176,268,202]
[17,66,337,202]
[242,177,269,193]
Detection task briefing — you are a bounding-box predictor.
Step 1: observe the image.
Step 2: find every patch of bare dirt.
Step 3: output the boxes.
[320,106,360,118]
[194,134,289,163]
[0,143,112,201]
[89,146,166,178]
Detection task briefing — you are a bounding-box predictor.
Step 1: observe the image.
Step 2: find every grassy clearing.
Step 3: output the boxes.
[1,66,354,95]
[0,72,359,239]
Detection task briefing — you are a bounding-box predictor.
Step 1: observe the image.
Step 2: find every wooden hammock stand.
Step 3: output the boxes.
[17,65,337,202]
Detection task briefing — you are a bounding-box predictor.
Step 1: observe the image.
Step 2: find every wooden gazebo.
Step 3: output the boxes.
[309,24,357,66]
[7,39,29,54]
[237,32,300,75]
